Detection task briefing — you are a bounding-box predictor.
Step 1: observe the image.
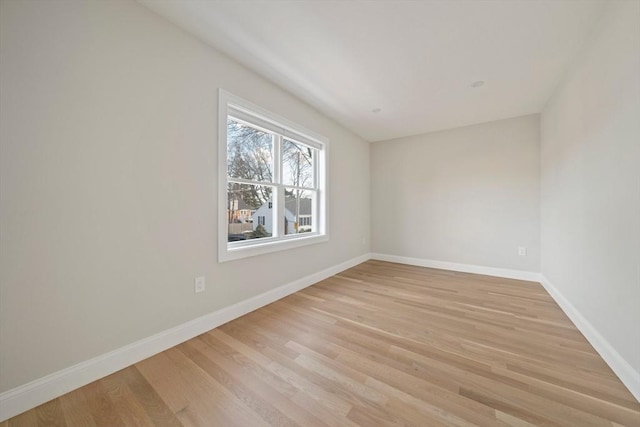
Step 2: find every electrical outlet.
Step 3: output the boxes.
[194,276,206,293]
[518,247,527,256]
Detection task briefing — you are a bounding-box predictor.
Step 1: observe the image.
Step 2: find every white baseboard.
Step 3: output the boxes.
[539,275,640,402]
[0,253,371,422]
[371,253,541,282]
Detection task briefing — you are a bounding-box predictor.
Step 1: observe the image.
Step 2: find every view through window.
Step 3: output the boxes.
[219,90,327,261]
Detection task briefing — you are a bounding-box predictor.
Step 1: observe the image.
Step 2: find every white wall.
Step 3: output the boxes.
[0,0,370,394]
[371,115,540,273]
[540,0,640,387]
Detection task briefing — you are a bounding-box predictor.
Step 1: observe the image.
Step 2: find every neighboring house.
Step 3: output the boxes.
[253,197,312,235]
[227,198,255,223]
[286,197,312,232]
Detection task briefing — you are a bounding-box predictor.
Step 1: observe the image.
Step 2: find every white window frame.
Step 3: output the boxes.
[218,89,329,262]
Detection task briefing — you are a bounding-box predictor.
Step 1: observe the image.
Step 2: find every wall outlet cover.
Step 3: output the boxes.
[195,276,206,293]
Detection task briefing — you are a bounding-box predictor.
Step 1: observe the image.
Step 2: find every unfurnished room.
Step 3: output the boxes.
[0,0,639,425]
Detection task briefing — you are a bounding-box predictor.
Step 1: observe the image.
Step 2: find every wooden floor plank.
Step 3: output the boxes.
[118,367,181,426]
[7,409,38,427]
[82,381,125,427]
[58,388,98,427]
[34,399,67,427]
[5,260,640,426]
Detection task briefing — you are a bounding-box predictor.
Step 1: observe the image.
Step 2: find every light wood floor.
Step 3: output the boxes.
[5,260,640,426]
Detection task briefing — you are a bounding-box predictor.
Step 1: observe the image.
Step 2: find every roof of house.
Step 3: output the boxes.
[285,197,312,216]
[229,198,254,211]
[253,197,312,216]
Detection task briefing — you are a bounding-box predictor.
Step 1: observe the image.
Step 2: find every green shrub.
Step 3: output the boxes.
[252,224,269,238]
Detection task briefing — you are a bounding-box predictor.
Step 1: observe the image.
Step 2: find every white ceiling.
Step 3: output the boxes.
[139,0,606,142]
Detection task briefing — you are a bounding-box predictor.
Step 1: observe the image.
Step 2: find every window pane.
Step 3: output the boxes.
[284,188,315,235]
[227,119,274,182]
[227,183,273,242]
[282,139,315,188]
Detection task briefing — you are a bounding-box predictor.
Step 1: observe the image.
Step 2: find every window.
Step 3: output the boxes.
[218,89,328,262]
[299,217,311,227]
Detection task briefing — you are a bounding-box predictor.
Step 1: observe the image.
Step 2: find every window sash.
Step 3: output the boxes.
[229,106,323,150]
[226,133,320,241]
[226,130,316,187]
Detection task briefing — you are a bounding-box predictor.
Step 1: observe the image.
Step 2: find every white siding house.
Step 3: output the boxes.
[253,197,312,235]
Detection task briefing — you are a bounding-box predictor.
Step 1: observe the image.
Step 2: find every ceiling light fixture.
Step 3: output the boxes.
[471,80,485,88]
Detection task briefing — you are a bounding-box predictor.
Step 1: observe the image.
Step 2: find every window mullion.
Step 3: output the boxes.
[313,149,318,189]
[284,184,316,192]
[227,177,271,186]
[273,134,283,238]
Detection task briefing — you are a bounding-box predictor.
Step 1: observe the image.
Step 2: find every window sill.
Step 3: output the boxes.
[218,233,328,262]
